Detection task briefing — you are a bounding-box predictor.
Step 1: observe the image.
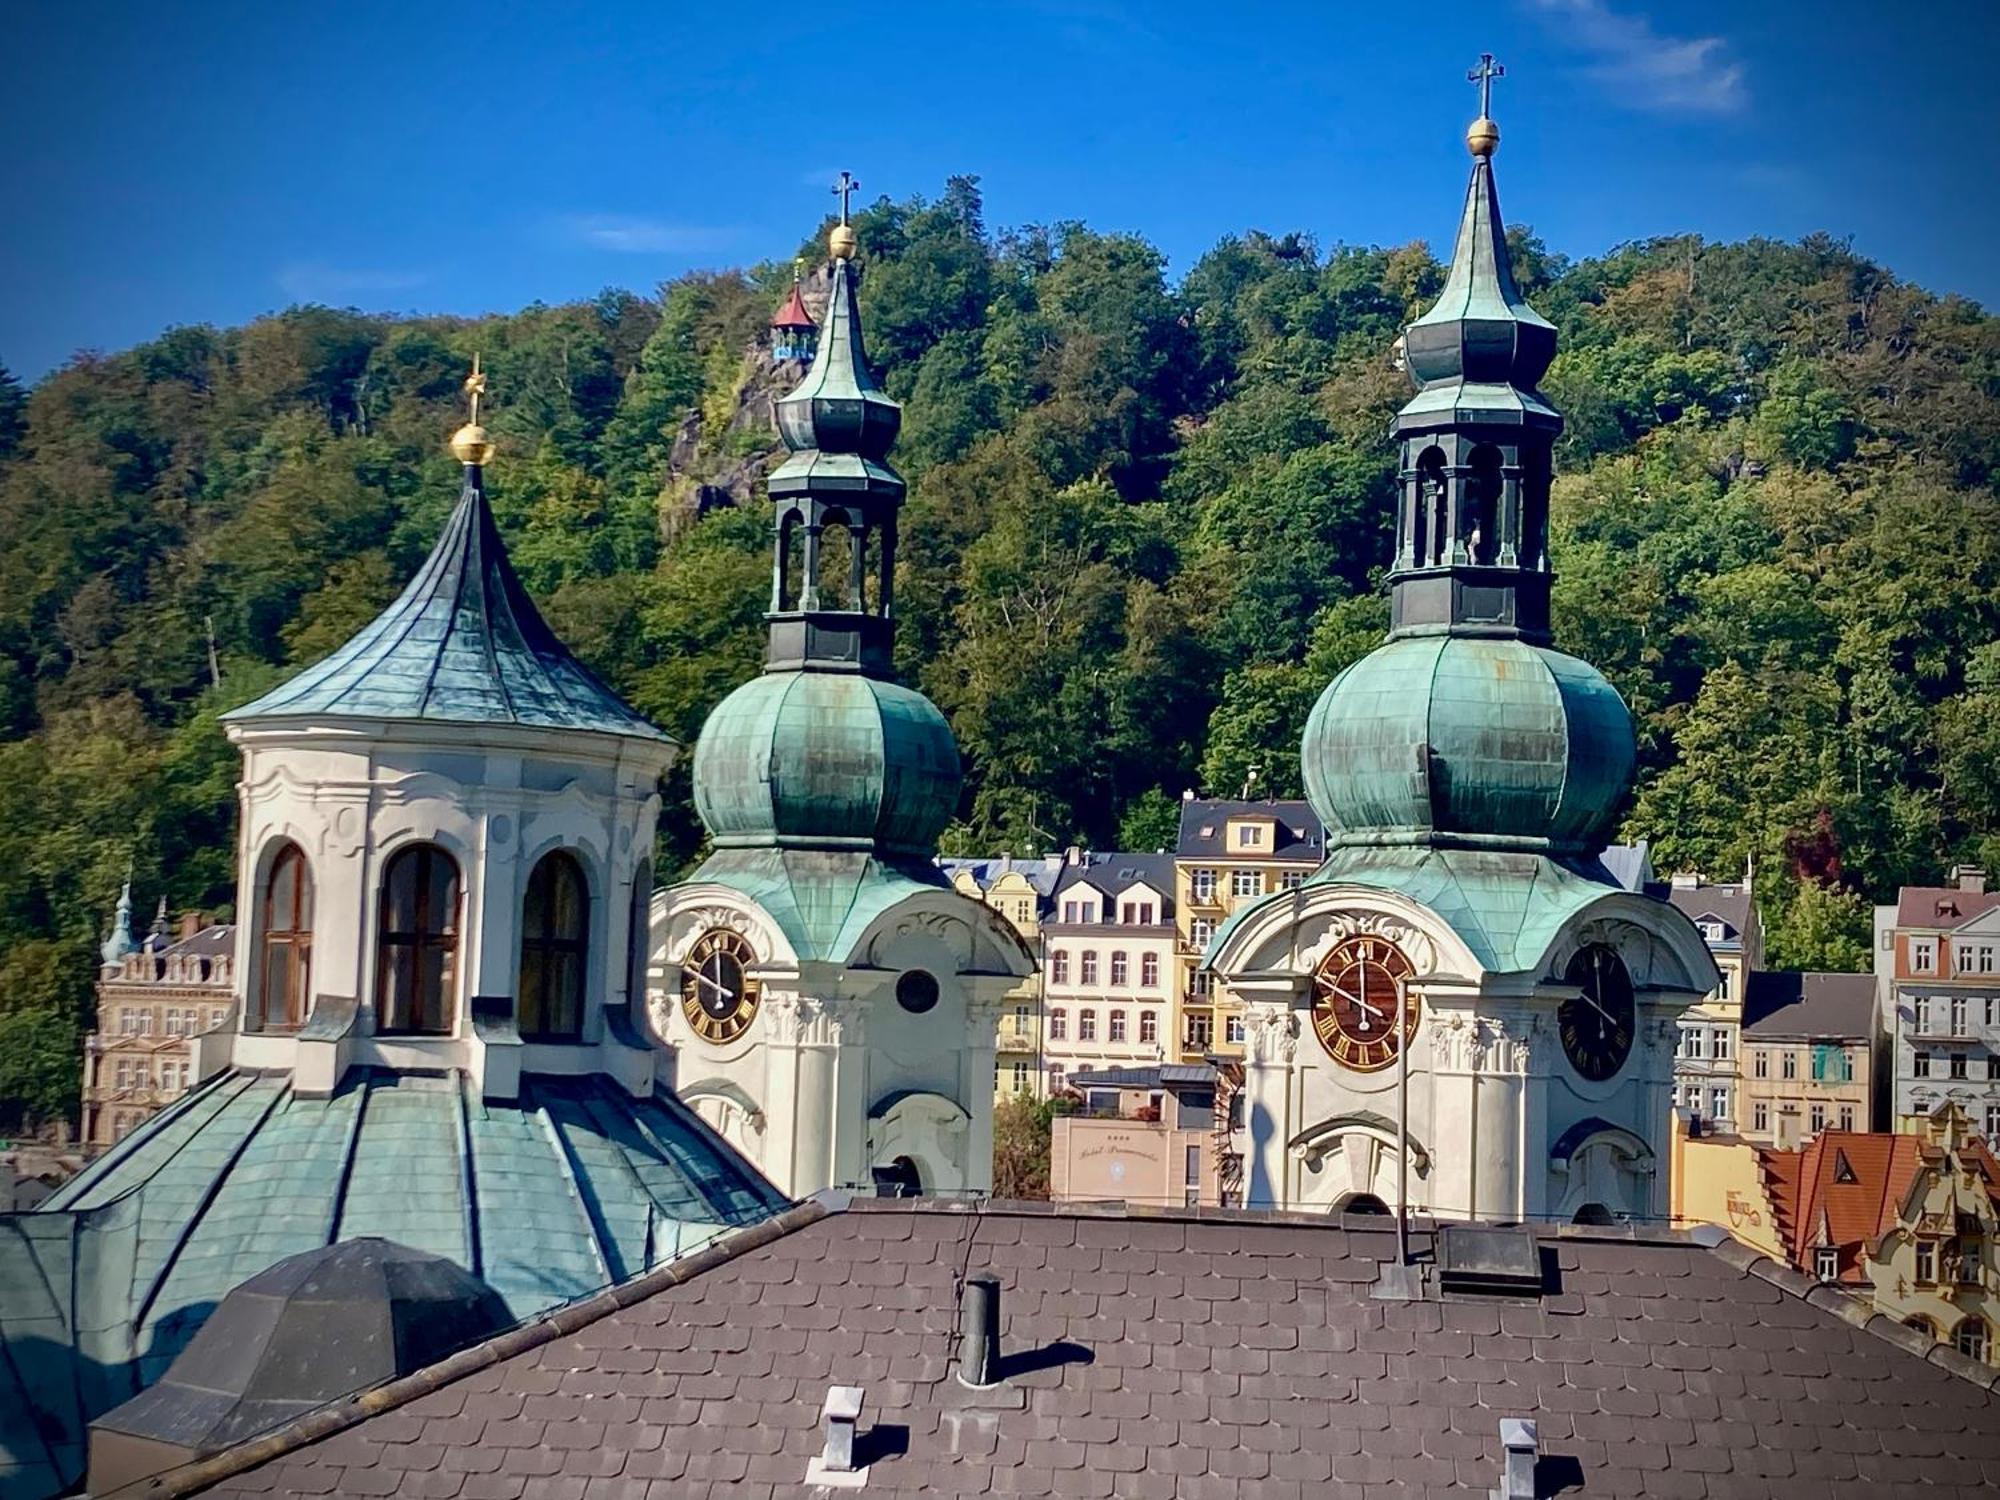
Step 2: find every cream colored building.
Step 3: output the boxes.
[1043,854,1178,1093]
[1667,1111,1783,1259]
[1172,799,1322,1063]
[1739,970,1876,1147]
[1865,1103,2000,1367]
[942,856,1062,1099]
[1665,872,1763,1133]
[1049,1064,1223,1208]
[81,892,234,1152]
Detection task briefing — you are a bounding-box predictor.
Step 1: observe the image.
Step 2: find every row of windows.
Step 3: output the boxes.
[108,1058,190,1092]
[1056,898,1161,926]
[255,840,636,1041]
[1907,938,1998,977]
[1187,869,1308,903]
[1910,1051,2000,1081]
[1911,995,2000,1035]
[1675,1024,1733,1062]
[1751,1101,1857,1135]
[1048,1009,1160,1045]
[1674,1083,1731,1120]
[1049,950,1162,989]
[1748,1044,1856,1082]
[1905,1314,1990,1364]
[116,1006,226,1036]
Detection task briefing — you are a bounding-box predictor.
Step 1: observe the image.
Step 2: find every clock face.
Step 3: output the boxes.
[1310,935,1417,1071]
[1559,943,1636,1081]
[680,929,760,1045]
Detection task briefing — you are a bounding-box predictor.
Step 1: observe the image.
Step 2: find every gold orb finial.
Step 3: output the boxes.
[1466,115,1500,157]
[829,222,859,260]
[450,353,495,465]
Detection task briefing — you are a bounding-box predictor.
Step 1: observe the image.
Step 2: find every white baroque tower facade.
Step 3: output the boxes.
[1206,74,1716,1227]
[649,194,1036,1199]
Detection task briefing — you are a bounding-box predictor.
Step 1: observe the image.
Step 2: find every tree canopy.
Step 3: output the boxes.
[1,182,1995,1130]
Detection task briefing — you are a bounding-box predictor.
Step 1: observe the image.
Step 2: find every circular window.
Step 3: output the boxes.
[895,970,940,1014]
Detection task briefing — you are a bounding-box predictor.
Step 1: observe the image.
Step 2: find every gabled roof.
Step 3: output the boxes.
[1895,884,2000,929]
[936,855,1064,899]
[1664,880,1754,940]
[1174,798,1323,862]
[223,468,666,742]
[171,1198,2000,1500]
[1051,852,1176,910]
[1742,970,1877,1040]
[1760,1130,1926,1272]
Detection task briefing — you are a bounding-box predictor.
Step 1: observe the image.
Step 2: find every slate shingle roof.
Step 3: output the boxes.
[1741,970,1876,1040]
[1175,799,1323,862]
[188,1197,2000,1500]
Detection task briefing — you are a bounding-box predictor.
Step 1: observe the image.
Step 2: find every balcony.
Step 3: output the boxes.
[996,1018,1040,1052]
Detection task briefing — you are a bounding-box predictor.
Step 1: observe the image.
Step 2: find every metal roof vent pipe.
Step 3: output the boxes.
[957,1273,1003,1388]
[1493,1417,1537,1500]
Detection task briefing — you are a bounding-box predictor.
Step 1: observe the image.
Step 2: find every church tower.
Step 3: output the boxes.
[652,176,1036,1199]
[1206,62,1716,1227]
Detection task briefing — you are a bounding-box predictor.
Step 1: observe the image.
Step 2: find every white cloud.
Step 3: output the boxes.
[560,215,740,254]
[1528,0,1747,115]
[274,263,428,303]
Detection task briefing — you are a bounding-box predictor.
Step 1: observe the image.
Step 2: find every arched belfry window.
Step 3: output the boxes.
[1417,448,1448,567]
[257,842,313,1031]
[520,851,588,1041]
[377,843,460,1036]
[1467,444,1503,566]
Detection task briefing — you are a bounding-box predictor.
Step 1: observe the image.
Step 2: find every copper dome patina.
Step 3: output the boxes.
[693,669,961,858]
[1302,634,1634,856]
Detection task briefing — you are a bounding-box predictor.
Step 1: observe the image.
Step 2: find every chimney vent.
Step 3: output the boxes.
[804,1385,867,1488]
[1494,1417,1538,1499]
[1437,1225,1544,1299]
[957,1273,1002,1388]
[1952,864,1987,894]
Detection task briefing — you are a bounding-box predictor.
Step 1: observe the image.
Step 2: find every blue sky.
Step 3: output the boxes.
[2,0,1991,381]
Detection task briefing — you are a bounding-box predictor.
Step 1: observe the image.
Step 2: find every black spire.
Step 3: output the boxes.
[1388,58,1563,646]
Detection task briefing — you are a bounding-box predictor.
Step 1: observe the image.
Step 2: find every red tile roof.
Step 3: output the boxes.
[1895,885,2000,928]
[770,283,816,330]
[1761,1131,1927,1279]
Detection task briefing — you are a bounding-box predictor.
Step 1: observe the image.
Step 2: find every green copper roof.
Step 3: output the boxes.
[692,847,951,964]
[771,255,901,470]
[223,468,667,742]
[1401,152,1557,417]
[693,670,961,858]
[0,1068,785,1497]
[1301,635,1634,856]
[1205,845,1630,976]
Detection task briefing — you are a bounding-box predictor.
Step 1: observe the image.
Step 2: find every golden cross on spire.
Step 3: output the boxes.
[1468,53,1504,118]
[832,171,859,226]
[465,352,487,427]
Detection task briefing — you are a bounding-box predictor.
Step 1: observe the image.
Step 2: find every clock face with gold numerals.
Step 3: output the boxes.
[1310,934,1418,1071]
[679,929,760,1045]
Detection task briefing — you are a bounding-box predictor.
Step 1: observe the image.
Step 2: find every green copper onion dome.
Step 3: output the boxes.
[693,671,961,857]
[1301,635,1634,856]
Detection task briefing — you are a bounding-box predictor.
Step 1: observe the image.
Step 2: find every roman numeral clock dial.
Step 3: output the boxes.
[680,929,760,1045]
[1559,942,1635,1082]
[1310,935,1417,1071]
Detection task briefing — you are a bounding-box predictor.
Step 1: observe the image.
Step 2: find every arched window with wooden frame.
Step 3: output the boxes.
[256,842,314,1031]
[377,843,461,1035]
[520,851,588,1041]
[1955,1316,1989,1364]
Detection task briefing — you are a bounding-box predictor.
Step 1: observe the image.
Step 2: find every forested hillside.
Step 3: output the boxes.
[2,176,1996,1128]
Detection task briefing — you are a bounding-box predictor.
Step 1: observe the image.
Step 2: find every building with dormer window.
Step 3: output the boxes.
[1042,852,1178,1091]
[1173,798,1323,1061]
[1662,870,1762,1133]
[1876,866,2000,1138]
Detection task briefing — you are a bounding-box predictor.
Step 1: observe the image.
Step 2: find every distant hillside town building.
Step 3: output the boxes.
[1739,968,1878,1146]
[1665,869,1763,1133]
[1040,853,1178,1094]
[1875,866,2000,1141]
[81,886,234,1151]
[1049,1063,1225,1207]
[1759,1102,1999,1368]
[941,854,1063,1097]
[1172,797,1322,1060]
